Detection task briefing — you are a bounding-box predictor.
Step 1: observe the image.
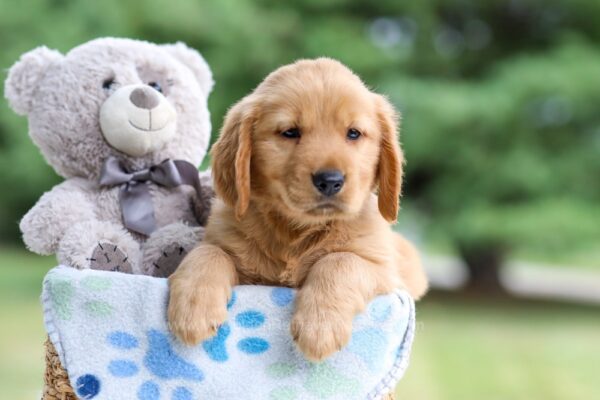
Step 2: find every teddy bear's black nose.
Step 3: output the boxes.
[130,87,160,110]
[312,170,345,197]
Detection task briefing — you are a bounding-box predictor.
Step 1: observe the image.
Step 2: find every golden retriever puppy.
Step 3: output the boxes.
[168,58,428,361]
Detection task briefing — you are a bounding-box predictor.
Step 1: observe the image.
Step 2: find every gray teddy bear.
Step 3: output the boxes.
[5,38,214,277]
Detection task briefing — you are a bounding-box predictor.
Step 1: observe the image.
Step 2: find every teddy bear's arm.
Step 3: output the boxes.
[20,180,95,255]
[191,169,215,226]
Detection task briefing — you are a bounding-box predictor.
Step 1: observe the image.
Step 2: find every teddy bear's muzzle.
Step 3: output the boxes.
[100,84,177,157]
[130,87,161,110]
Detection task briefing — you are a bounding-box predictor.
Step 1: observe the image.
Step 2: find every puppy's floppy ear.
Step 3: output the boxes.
[5,46,63,115]
[211,97,255,219]
[375,95,404,223]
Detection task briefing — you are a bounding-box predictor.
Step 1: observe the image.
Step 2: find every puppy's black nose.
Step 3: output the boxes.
[312,170,345,197]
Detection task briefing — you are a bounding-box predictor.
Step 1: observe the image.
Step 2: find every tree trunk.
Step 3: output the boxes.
[458,242,506,294]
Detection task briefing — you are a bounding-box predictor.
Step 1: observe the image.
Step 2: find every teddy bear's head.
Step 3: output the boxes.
[5,38,213,179]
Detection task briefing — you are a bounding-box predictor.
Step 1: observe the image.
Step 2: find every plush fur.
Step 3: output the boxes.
[168,58,428,361]
[5,38,214,275]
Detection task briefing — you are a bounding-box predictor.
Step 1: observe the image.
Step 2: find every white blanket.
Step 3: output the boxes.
[43,266,415,400]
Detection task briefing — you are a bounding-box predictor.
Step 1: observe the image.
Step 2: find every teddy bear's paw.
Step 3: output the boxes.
[151,243,188,278]
[89,242,133,274]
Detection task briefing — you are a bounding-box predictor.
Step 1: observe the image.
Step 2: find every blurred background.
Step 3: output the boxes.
[1,0,599,399]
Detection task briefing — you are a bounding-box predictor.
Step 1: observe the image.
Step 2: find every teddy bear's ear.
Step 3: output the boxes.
[4,46,63,115]
[162,42,214,96]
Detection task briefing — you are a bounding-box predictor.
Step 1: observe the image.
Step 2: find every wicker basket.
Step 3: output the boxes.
[43,338,76,400]
[42,338,396,399]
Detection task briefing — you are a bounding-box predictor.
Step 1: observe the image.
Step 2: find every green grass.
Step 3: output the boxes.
[397,296,600,399]
[0,247,599,399]
[0,247,55,400]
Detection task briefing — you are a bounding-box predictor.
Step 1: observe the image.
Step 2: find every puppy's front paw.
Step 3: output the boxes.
[168,284,229,346]
[291,307,353,362]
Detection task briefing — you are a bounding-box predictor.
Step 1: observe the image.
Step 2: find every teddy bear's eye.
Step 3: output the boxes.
[148,82,162,93]
[102,79,116,90]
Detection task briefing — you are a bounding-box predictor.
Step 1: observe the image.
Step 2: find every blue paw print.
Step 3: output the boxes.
[201,290,271,362]
[76,289,280,399]
[202,323,231,362]
[271,287,294,307]
[347,327,388,371]
[94,330,202,399]
[75,374,101,399]
[145,330,204,381]
[235,309,269,354]
[347,296,395,371]
[135,381,193,400]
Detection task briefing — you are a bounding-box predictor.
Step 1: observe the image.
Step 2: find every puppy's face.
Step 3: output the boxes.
[212,58,403,224]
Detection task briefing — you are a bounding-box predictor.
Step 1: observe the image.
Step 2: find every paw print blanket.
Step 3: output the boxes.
[42,266,416,400]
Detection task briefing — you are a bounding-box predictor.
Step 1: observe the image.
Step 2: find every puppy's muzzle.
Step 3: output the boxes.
[312,170,345,197]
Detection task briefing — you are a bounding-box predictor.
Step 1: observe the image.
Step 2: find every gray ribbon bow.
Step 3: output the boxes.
[99,156,202,236]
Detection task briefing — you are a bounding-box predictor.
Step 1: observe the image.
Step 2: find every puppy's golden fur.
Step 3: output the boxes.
[168,58,428,361]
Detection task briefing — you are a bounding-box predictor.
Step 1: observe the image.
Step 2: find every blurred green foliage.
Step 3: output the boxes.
[0,0,598,270]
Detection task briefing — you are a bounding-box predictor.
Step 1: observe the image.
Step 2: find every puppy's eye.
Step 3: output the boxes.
[102,78,116,90]
[281,128,301,139]
[347,128,362,140]
[148,81,163,93]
